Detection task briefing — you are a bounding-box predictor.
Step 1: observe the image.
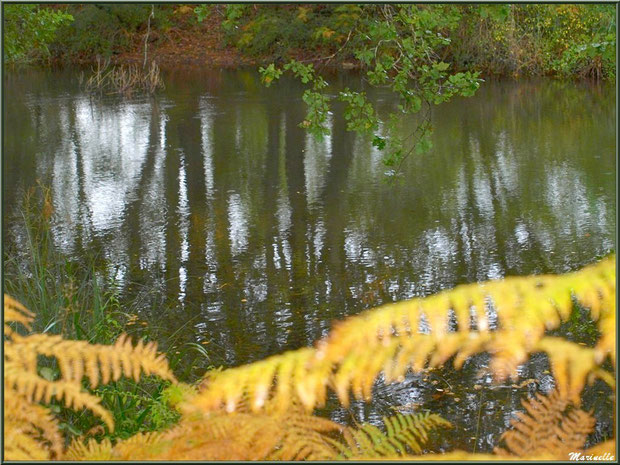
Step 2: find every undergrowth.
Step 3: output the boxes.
[3,183,180,442]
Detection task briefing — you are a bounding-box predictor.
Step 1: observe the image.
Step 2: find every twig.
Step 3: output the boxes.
[473,390,484,454]
[323,29,354,66]
[143,5,155,69]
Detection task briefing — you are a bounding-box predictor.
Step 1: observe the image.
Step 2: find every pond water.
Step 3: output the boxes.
[3,67,615,452]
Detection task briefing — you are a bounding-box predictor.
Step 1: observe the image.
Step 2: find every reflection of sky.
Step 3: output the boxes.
[51,133,82,252]
[304,115,332,209]
[494,132,518,200]
[200,98,215,199]
[546,163,592,237]
[228,192,249,256]
[41,91,613,291]
[274,187,292,271]
[177,152,190,303]
[74,99,150,232]
[139,135,167,269]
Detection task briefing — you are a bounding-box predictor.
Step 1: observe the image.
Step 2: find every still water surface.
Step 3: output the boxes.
[3,67,615,451]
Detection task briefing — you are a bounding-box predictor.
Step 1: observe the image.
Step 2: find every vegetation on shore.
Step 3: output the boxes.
[4,4,616,80]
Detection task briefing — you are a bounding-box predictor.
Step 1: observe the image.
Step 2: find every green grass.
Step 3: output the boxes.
[4,183,126,343]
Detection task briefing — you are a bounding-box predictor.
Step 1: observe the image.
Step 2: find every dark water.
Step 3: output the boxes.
[3,67,615,452]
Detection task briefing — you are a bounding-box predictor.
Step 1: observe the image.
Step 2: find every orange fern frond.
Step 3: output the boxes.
[5,362,114,429]
[8,332,175,388]
[4,427,52,460]
[68,410,345,460]
[495,390,596,458]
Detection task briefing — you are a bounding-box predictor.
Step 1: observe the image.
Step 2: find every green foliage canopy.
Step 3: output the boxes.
[3,4,73,62]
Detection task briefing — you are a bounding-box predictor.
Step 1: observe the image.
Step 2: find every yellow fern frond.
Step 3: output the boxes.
[8,332,176,388]
[191,256,615,413]
[4,294,35,337]
[495,390,596,458]
[4,296,178,460]
[4,393,63,458]
[4,426,52,460]
[595,298,616,364]
[535,337,604,404]
[190,348,325,413]
[64,433,165,461]
[64,438,116,461]
[5,362,114,429]
[111,432,165,459]
[319,256,615,405]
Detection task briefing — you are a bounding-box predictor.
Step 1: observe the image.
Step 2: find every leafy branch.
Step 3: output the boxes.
[258,5,483,177]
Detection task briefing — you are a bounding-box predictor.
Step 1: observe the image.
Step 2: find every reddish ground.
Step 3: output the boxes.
[101,8,354,70]
[113,10,255,68]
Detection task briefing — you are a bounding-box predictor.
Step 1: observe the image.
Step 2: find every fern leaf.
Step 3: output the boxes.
[174,411,341,460]
[71,407,345,461]
[4,427,52,460]
[339,412,451,459]
[64,438,115,460]
[190,256,615,413]
[5,362,114,429]
[4,294,34,337]
[191,348,321,413]
[4,296,178,457]
[495,390,596,458]
[64,433,164,460]
[4,394,63,459]
[595,298,616,364]
[9,332,176,388]
[320,256,615,400]
[535,337,604,404]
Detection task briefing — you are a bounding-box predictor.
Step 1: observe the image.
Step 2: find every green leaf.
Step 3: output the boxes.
[372,136,387,150]
[39,366,56,381]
